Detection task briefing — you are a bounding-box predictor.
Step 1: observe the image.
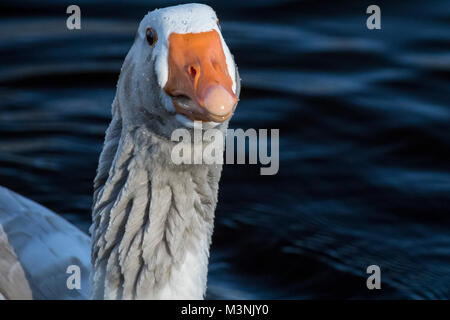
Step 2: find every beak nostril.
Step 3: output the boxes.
[188,66,197,79]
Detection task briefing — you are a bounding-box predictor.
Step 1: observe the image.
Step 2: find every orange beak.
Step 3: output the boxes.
[164,30,237,122]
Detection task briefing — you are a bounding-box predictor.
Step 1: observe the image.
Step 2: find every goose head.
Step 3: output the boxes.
[116,3,240,137]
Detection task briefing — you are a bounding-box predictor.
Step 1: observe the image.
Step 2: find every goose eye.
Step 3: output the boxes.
[146,27,157,46]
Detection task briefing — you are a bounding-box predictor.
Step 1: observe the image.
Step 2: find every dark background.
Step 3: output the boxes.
[0,0,449,299]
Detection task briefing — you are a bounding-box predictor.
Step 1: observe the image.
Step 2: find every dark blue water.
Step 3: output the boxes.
[0,0,449,299]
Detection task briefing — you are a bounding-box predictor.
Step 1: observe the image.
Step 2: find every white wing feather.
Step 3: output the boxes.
[0,224,32,299]
[0,186,91,299]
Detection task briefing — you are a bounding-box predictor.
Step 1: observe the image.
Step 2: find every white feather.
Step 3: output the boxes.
[0,186,91,299]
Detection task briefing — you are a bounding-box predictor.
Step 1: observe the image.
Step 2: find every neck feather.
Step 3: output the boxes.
[90,102,222,299]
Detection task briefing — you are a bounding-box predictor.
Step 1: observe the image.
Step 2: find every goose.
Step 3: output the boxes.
[0,3,240,300]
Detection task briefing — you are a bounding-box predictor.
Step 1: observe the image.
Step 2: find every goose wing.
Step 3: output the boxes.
[0,224,32,299]
[0,186,91,299]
